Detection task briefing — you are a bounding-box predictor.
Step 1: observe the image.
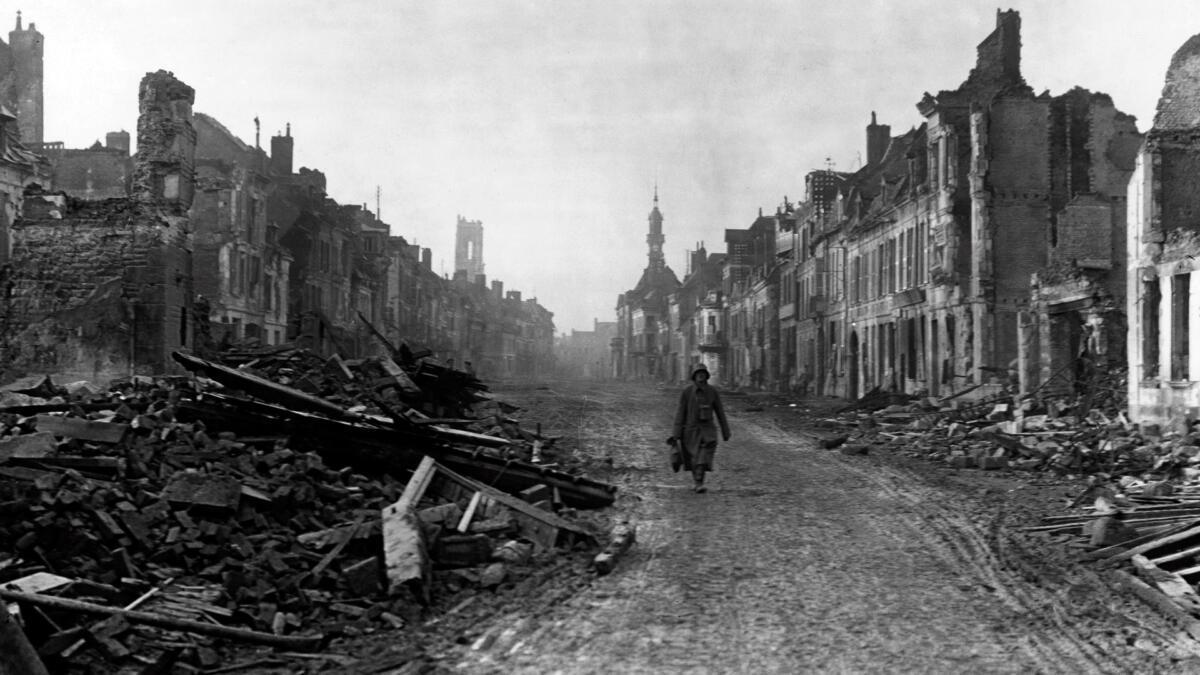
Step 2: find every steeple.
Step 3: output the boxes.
[646,187,665,271]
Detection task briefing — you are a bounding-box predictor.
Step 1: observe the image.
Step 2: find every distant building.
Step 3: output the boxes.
[556,319,617,379]
[613,189,681,380]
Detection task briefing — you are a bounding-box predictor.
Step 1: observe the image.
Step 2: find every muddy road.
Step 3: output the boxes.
[441,382,1200,674]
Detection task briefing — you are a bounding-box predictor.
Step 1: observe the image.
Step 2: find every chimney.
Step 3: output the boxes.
[271,123,294,177]
[866,111,891,166]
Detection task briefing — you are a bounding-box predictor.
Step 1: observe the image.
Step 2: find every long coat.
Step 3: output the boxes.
[671,383,730,471]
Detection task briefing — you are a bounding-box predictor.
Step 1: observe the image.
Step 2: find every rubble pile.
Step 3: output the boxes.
[792,368,1200,637]
[0,351,614,673]
[806,365,1141,476]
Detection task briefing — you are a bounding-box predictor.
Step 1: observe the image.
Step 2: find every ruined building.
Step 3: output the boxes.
[1128,34,1200,424]
[190,114,291,349]
[0,70,195,382]
[783,10,1140,400]
[722,210,780,389]
[613,189,681,380]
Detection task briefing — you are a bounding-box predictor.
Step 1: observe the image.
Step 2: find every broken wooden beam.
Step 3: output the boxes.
[1108,569,1200,641]
[0,589,324,651]
[382,456,436,600]
[0,595,50,675]
[178,393,616,508]
[433,463,598,550]
[172,351,351,420]
[457,492,483,534]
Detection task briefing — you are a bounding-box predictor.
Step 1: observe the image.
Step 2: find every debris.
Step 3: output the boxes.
[383,457,437,599]
[0,346,614,670]
[593,522,637,575]
[0,594,51,675]
[0,588,324,651]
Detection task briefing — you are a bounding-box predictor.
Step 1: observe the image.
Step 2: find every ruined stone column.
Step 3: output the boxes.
[131,70,196,214]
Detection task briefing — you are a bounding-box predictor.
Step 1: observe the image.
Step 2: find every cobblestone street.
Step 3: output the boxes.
[449,383,1200,674]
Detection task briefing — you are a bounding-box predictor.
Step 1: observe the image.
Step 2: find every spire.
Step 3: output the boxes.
[14,10,21,31]
[646,188,665,271]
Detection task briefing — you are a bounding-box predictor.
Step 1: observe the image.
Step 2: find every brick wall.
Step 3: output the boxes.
[1160,145,1200,231]
[1154,34,1200,131]
[1054,197,1113,268]
[1,201,191,382]
[987,96,1049,193]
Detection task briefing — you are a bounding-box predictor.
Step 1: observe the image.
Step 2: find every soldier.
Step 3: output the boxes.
[671,364,731,493]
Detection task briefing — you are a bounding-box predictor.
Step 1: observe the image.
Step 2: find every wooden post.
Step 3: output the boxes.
[0,604,52,675]
[382,456,437,600]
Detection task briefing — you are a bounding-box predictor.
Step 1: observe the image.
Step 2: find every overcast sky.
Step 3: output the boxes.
[18,1,1200,333]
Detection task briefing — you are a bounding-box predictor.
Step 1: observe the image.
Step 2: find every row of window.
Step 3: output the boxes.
[850,223,931,304]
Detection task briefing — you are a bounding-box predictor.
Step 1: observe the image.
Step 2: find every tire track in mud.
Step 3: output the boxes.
[829,453,1118,674]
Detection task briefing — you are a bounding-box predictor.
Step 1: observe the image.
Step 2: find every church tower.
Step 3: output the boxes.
[647,186,665,271]
[8,11,43,147]
[455,215,485,282]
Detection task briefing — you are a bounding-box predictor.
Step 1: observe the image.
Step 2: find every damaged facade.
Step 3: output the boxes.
[1128,34,1200,425]
[191,114,291,349]
[618,11,1141,400]
[0,70,195,382]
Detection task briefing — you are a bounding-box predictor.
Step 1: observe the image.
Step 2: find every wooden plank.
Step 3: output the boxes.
[1132,554,1197,599]
[1082,520,1200,561]
[0,589,323,651]
[1108,569,1200,641]
[1151,542,1200,566]
[0,597,50,675]
[382,456,437,599]
[457,492,483,534]
[434,463,597,550]
[171,351,351,420]
[312,516,365,577]
[34,415,128,444]
[1102,522,1200,565]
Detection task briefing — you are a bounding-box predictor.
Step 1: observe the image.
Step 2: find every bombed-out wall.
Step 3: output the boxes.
[0,70,195,384]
